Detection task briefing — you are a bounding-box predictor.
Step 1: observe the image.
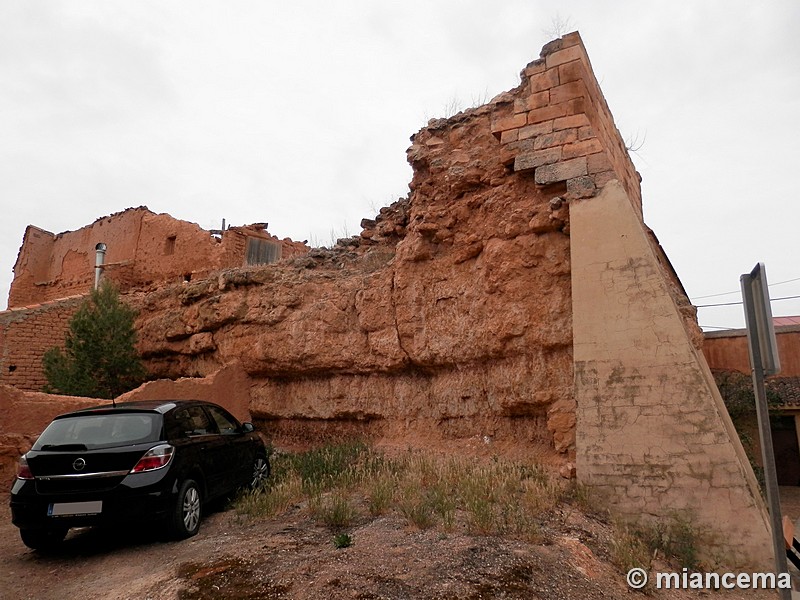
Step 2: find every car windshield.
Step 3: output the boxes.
[32,413,162,451]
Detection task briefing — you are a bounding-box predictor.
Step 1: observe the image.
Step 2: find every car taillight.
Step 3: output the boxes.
[130,444,174,473]
[17,455,34,480]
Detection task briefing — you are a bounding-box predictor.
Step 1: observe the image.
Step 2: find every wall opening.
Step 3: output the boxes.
[246,238,281,266]
[164,235,177,256]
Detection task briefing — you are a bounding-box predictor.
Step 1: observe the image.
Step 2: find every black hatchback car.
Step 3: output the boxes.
[10,400,268,551]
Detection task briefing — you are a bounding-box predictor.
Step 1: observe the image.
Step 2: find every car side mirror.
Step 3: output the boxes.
[241,422,255,433]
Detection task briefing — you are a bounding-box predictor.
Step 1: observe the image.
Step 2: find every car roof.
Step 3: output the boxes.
[54,399,212,419]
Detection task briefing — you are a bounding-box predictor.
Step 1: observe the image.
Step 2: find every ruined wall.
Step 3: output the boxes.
[0,384,97,485]
[489,33,640,211]
[8,207,308,309]
[115,361,252,425]
[0,296,84,392]
[704,326,800,377]
[132,91,577,453]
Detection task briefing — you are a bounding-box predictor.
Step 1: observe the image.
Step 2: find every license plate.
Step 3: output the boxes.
[48,501,103,517]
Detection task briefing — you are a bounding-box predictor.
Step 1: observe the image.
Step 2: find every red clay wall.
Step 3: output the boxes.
[703,326,800,377]
[0,296,84,392]
[8,208,309,309]
[131,97,577,454]
[0,33,654,460]
[0,384,97,485]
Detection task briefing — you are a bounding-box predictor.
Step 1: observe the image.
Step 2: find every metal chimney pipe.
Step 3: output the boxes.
[94,243,107,290]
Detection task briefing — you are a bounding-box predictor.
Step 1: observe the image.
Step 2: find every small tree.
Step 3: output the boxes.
[43,282,146,399]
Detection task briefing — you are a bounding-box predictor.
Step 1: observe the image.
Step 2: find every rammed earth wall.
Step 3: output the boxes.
[0,32,772,567]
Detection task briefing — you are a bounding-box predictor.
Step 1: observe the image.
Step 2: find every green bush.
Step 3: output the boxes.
[43,282,145,399]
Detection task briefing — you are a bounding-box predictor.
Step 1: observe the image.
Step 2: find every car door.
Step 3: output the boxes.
[172,405,229,500]
[203,405,256,491]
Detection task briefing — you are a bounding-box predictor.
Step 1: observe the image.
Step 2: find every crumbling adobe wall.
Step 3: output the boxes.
[0,368,251,485]
[8,207,308,309]
[0,296,85,392]
[132,89,577,454]
[115,361,252,425]
[0,384,97,485]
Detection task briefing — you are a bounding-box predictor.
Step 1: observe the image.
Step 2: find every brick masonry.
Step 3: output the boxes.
[491,31,642,213]
[0,296,84,392]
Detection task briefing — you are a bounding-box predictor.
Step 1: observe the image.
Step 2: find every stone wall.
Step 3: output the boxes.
[571,181,771,569]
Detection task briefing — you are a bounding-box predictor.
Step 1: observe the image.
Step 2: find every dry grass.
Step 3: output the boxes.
[234,441,573,542]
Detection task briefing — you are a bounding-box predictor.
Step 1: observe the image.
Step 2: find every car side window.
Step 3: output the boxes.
[174,406,213,437]
[206,406,240,435]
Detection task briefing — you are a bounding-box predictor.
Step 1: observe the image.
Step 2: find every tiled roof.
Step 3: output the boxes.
[773,316,800,327]
[769,376,800,407]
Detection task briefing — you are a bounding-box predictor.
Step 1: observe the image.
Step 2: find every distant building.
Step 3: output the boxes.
[704,319,800,485]
[8,207,308,308]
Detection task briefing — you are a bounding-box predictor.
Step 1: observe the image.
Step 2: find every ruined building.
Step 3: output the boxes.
[8,207,308,309]
[0,33,773,567]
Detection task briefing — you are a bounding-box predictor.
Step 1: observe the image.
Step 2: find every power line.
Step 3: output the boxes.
[772,276,800,287]
[691,276,800,301]
[700,325,740,330]
[695,294,800,308]
[693,289,741,300]
[695,300,742,308]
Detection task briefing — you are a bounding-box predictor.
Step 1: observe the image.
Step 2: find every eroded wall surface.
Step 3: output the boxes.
[0,296,85,392]
[571,181,772,569]
[133,94,577,454]
[120,32,645,456]
[8,207,308,309]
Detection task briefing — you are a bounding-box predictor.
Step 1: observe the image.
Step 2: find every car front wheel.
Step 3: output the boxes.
[169,479,202,539]
[20,527,68,551]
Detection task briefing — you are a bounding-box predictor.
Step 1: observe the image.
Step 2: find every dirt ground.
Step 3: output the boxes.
[0,488,787,600]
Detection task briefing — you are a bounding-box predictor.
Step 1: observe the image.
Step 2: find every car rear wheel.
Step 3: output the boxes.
[20,527,68,551]
[169,479,202,539]
[250,453,270,490]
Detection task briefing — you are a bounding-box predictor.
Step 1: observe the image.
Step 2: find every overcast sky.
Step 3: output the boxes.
[1,1,798,331]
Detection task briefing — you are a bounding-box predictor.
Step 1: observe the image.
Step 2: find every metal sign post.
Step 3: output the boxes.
[741,263,788,594]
